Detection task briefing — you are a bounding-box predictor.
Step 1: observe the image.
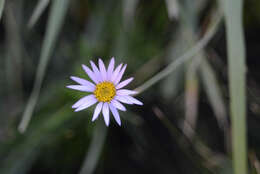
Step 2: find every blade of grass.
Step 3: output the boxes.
[160,25,187,99]
[79,121,107,174]
[179,0,200,140]
[222,0,247,173]
[123,0,138,27]
[134,12,222,94]
[4,1,24,133]
[200,58,228,130]
[27,0,50,28]
[0,105,73,174]
[165,0,179,20]
[153,106,228,172]
[18,0,69,133]
[183,66,199,139]
[0,0,5,21]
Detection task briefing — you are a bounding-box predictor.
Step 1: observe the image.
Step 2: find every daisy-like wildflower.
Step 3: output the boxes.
[67,57,143,126]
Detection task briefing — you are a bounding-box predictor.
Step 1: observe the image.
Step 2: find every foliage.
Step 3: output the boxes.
[0,0,259,174]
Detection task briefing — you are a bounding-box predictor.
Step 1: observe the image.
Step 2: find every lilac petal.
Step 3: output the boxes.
[116,77,134,89]
[111,99,126,111]
[124,95,143,105]
[102,103,110,126]
[90,61,102,82]
[114,64,127,85]
[72,95,95,108]
[117,89,137,96]
[107,57,115,80]
[82,64,99,84]
[114,96,133,105]
[67,85,94,92]
[92,102,103,121]
[98,59,107,81]
[70,76,95,88]
[109,104,121,126]
[111,64,123,82]
[74,95,97,112]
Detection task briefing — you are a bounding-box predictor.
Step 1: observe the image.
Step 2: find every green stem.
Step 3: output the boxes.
[223,0,247,173]
[18,0,69,133]
[27,0,50,28]
[79,121,107,174]
[0,0,5,21]
[134,12,222,94]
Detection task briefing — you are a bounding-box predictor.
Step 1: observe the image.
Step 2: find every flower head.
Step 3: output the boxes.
[67,57,143,126]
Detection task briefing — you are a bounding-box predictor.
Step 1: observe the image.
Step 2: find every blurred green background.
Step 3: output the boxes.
[0,0,260,173]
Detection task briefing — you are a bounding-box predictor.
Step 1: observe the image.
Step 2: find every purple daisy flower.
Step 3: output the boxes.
[67,57,143,126]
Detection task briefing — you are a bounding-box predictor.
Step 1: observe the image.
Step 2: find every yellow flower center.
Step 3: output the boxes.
[94,81,116,102]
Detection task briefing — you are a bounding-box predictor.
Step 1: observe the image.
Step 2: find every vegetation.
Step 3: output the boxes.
[0,0,259,174]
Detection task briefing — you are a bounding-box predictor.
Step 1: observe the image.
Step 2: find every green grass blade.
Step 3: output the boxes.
[18,0,70,133]
[0,105,73,174]
[200,58,228,129]
[134,13,222,94]
[0,0,5,21]
[183,66,199,139]
[79,121,107,174]
[223,0,247,173]
[27,0,50,28]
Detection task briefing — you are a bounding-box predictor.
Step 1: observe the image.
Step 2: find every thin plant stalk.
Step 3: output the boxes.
[18,0,69,133]
[27,0,50,28]
[134,12,222,94]
[78,121,107,174]
[0,0,5,20]
[223,0,247,173]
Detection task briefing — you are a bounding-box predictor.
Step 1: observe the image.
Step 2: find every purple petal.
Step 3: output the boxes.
[70,76,95,88]
[111,64,123,82]
[66,85,94,92]
[74,95,97,112]
[109,104,121,126]
[92,102,103,121]
[82,64,99,84]
[102,103,110,126]
[117,89,137,96]
[90,61,102,82]
[98,59,107,81]
[114,95,133,105]
[116,77,134,89]
[114,64,127,85]
[107,57,115,80]
[72,95,95,108]
[123,95,143,105]
[111,99,126,111]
